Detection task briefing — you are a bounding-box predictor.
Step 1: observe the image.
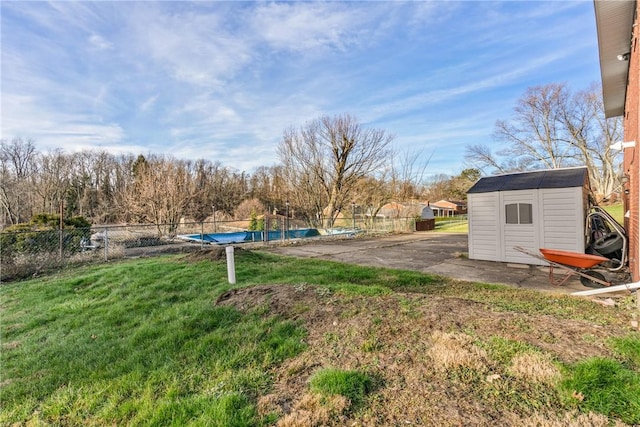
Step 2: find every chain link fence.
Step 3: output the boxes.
[1,215,466,282]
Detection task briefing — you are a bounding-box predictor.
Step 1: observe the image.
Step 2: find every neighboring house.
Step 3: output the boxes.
[594,1,639,281]
[466,168,590,265]
[376,202,433,219]
[378,202,406,219]
[430,200,467,217]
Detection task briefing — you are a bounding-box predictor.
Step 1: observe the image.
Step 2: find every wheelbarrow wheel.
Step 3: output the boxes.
[580,271,607,288]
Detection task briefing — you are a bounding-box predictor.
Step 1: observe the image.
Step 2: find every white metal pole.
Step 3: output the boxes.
[571,281,640,296]
[225,246,236,284]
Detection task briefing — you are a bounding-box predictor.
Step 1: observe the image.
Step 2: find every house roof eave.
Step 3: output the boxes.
[594,0,636,118]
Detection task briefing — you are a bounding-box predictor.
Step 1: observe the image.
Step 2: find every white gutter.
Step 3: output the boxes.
[571,281,640,296]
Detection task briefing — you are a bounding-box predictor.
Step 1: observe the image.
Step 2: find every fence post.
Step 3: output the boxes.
[59,202,64,261]
[352,202,356,230]
[104,227,109,261]
[201,222,204,249]
[59,228,63,261]
[285,200,289,240]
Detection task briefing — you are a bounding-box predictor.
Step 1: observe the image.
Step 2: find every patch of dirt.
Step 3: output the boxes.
[181,246,240,262]
[216,284,633,426]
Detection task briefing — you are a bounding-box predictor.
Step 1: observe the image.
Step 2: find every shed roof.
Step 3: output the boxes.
[467,168,588,194]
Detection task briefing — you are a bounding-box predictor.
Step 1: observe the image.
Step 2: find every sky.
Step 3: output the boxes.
[1,1,602,176]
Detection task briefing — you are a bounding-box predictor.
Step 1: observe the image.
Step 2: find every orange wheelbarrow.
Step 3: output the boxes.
[514,247,612,288]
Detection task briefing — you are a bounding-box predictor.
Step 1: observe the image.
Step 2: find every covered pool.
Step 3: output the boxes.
[177,228,321,245]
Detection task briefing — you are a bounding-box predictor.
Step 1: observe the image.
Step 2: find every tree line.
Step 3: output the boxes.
[0,139,289,228]
[0,131,452,231]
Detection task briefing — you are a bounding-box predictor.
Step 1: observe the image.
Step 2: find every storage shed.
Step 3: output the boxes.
[415,205,436,231]
[467,168,590,265]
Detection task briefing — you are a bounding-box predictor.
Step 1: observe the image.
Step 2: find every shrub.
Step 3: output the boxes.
[248,209,264,231]
[0,214,92,280]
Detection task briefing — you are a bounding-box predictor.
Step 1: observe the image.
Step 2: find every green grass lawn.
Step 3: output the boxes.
[434,216,468,232]
[1,250,639,425]
[1,256,307,426]
[603,203,625,225]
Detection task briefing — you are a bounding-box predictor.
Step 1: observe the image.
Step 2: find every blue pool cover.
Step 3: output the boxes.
[178,228,321,244]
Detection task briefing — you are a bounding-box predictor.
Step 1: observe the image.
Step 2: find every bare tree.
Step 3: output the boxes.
[279,166,326,227]
[122,155,198,236]
[91,151,121,223]
[495,84,574,169]
[34,149,71,216]
[464,144,508,175]
[0,137,38,224]
[422,169,480,203]
[391,148,431,201]
[278,114,393,228]
[351,148,432,228]
[234,198,265,220]
[353,174,393,228]
[423,174,453,202]
[188,160,252,221]
[561,85,622,201]
[464,83,622,198]
[65,150,102,219]
[247,166,284,212]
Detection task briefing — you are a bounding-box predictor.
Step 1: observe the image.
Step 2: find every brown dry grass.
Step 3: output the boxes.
[1,340,21,350]
[216,284,633,426]
[504,410,628,427]
[427,331,488,372]
[508,352,562,386]
[258,390,350,427]
[273,393,349,427]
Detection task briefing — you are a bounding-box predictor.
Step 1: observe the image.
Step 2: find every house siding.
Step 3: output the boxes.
[431,200,467,216]
[623,1,639,281]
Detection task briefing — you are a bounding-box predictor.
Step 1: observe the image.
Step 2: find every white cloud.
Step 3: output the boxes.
[89,34,112,50]
[251,2,366,52]
[127,6,252,88]
[1,88,126,153]
[139,95,159,112]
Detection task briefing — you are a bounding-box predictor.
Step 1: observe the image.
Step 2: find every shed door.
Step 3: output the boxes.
[501,191,540,264]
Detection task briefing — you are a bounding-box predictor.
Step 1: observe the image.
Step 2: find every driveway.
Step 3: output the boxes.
[264,232,588,294]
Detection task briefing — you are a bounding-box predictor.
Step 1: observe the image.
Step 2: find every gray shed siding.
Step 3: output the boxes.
[540,188,586,253]
[502,190,538,264]
[468,193,500,261]
[467,168,589,266]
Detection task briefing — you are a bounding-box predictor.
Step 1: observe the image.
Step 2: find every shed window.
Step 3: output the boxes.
[505,203,533,224]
